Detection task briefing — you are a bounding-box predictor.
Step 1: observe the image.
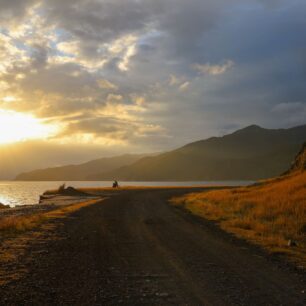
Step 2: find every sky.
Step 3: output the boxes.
[0,0,306,178]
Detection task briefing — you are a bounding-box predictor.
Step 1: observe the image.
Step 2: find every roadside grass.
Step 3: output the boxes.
[0,214,46,234]
[0,199,102,236]
[171,171,306,267]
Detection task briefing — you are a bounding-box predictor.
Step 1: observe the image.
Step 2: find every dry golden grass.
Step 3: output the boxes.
[172,171,306,266]
[0,199,101,236]
[0,214,46,234]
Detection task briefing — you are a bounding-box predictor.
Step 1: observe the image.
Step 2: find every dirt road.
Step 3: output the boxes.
[0,188,305,305]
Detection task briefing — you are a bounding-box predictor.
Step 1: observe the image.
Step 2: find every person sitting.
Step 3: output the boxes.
[112,180,119,188]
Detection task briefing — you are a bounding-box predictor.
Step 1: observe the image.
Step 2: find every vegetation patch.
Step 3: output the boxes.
[172,171,306,267]
[0,199,102,236]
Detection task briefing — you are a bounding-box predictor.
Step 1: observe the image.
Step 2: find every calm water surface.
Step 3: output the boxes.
[0,181,253,207]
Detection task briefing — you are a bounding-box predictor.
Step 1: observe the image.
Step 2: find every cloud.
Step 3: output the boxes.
[97,79,118,91]
[272,102,306,113]
[0,0,38,23]
[271,102,306,126]
[256,0,284,9]
[193,60,234,75]
[168,75,181,86]
[179,82,190,91]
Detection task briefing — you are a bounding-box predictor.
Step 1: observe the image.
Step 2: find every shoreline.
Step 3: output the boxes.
[0,186,227,235]
[0,180,253,208]
[0,185,211,217]
[0,184,233,209]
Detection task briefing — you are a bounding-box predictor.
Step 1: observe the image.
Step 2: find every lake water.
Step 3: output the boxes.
[0,181,253,207]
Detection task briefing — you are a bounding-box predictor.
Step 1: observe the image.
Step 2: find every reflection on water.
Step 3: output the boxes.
[0,181,253,207]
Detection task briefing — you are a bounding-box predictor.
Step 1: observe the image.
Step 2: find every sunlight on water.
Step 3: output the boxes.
[0,181,253,207]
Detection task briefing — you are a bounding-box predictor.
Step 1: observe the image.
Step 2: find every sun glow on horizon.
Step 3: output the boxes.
[0,110,58,144]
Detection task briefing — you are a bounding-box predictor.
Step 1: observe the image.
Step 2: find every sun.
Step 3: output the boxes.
[0,110,58,144]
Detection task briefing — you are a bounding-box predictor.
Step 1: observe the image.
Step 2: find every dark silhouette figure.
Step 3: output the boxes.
[112,180,119,188]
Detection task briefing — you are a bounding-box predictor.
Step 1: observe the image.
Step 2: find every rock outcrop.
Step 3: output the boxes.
[287,142,306,173]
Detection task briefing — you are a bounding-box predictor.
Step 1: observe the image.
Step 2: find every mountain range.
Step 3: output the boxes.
[15,154,149,181]
[16,124,306,181]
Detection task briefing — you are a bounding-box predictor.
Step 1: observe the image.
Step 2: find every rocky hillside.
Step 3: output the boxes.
[287,142,306,173]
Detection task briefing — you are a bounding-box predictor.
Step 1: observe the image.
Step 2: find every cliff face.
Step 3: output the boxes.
[288,143,306,173]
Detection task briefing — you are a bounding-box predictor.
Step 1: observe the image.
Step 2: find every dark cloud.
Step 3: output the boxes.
[0,0,37,21]
[42,0,160,60]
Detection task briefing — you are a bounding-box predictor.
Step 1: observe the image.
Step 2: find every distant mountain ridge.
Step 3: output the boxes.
[15,154,149,181]
[16,124,306,181]
[94,124,306,181]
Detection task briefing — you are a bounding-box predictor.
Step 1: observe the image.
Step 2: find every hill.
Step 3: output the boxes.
[172,142,306,265]
[95,124,306,181]
[15,154,149,181]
